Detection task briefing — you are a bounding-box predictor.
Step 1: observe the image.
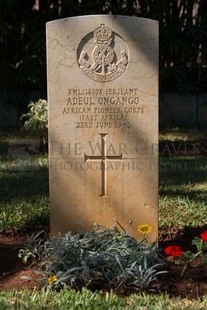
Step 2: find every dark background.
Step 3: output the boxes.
[1,0,207,129]
[1,0,207,94]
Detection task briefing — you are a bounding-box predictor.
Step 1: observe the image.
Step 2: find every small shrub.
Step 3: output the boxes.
[19,224,167,293]
[21,99,48,136]
[20,99,48,152]
[18,230,46,264]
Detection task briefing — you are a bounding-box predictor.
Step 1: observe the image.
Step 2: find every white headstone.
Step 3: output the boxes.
[47,15,158,241]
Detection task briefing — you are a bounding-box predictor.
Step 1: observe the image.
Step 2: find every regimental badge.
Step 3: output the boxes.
[77,24,129,82]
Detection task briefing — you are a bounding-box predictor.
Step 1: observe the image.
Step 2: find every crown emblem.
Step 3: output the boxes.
[94,24,112,41]
[77,24,128,82]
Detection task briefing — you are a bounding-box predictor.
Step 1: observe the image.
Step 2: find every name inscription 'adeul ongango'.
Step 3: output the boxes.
[62,87,144,129]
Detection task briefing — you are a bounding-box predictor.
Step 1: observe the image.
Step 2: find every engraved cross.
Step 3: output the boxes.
[84,133,123,196]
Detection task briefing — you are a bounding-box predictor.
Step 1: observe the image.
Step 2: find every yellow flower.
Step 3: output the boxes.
[137,224,152,235]
[48,275,57,285]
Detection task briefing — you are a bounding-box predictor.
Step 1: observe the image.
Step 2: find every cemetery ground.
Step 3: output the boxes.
[0,128,207,309]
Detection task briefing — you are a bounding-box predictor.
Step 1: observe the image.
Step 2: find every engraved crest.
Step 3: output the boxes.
[77,24,129,82]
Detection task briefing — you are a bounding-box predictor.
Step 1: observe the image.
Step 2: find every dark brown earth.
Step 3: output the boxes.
[0,234,43,291]
[0,230,207,299]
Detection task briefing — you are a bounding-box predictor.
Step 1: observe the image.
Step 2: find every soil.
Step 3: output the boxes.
[0,234,43,291]
[0,231,207,299]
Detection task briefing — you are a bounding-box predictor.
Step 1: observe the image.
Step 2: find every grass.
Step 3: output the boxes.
[159,127,207,142]
[0,137,49,232]
[159,156,207,236]
[0,288,207,309]
[158,128,207,236]
[0,129,207,307]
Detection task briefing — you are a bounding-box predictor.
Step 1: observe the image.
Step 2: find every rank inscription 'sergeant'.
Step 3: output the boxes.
[77,24,129,82]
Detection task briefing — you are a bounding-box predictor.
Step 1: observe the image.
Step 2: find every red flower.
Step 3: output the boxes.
[164,245,183,257]
[200,230,207,242]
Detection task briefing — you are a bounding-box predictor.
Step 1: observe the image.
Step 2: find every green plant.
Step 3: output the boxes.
[164,229,207,277]
[21,99,48,136]
[19,224,167,293]
[1,288,207,309]
[18,230,46,264]
[21,99,48,152]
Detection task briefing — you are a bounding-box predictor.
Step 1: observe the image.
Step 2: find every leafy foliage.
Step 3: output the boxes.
[164,230,207,277]
[18,230,46,264]
[19,224,166,292]
[21,99,48,137]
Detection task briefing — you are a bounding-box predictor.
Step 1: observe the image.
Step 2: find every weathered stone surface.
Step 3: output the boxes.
[47,15,158,241]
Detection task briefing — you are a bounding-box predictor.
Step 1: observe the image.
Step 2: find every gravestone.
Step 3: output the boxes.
[46,15,158,241]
